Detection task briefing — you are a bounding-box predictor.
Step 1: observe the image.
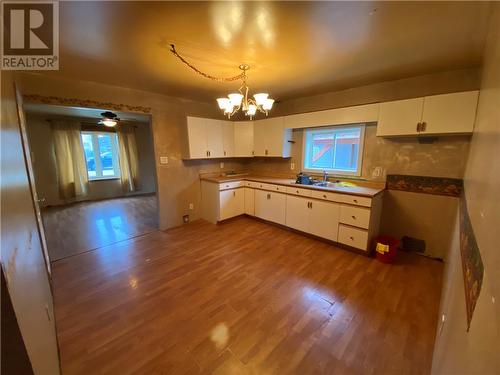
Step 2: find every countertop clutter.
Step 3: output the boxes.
[200,174,385,198]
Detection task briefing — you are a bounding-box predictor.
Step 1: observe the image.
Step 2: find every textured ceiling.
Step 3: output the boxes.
[44,1,492,103]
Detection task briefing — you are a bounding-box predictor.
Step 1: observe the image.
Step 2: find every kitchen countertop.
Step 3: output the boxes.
[201,175,385,198]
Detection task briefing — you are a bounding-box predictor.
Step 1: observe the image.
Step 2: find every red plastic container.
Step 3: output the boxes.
[374,235,399,264]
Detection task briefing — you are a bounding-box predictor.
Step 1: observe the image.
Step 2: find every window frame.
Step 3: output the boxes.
[81,131,121,181]
[301,124,366,177]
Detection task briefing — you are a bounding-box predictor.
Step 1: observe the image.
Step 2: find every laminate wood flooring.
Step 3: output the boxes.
[43,195,158,261]
[52,216,443,374]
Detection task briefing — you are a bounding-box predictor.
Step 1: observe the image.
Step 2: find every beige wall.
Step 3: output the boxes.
[432,5,500,373]
[15,73,249,230]
[26,113,157,207]
[1,72,61,373]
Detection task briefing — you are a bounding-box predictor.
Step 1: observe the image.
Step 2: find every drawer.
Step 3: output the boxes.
[338,225,369,251]
[245,181,257,188]
[255,182,279,192]
[338,194,371,207]
[275,184,287,193]
[286,186,312,197]
[219,181,244,190]
[310,190,345,203]
[339,205,371,229]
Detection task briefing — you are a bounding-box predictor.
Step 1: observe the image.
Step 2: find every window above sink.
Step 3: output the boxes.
[302,124,365,177]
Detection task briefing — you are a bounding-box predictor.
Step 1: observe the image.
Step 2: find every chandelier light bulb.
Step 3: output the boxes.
[217,98,230,110]
[253,93,269,106]
[247,104,257,116]
[228,93,243,107]
[262,98,275,111]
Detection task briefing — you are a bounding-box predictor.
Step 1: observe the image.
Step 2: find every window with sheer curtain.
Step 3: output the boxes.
[81,131,121,180]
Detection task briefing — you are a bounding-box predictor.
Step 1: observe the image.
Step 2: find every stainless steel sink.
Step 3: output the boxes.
[312,181,339,188]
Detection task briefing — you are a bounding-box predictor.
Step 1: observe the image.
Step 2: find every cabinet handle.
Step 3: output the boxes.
[267,193,271,200]
[252,150,255,155]
[233,191,235,197]
[416,122,421,132]
[421,121,427,132]
[296,190,299,193]
[265,149,268,155]
[352,215,356,219]
[224,150,226,156]
[323,194,327,199]
[353,199,358,203]
[310,202,313,209]
[206,151,209,157]
[350,236,354,240]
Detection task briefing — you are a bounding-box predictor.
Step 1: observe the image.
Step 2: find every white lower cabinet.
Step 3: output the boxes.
[285,195,310,232]
[286,196,340,242]
[244,187,255,216]
[309,200,340,242]
[219,188,244,221]
[255,189,286,225]
[202,179,383,253]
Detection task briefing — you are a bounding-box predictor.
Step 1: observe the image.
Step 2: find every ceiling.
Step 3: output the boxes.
[46,1,492,103]
[24,103,150,123]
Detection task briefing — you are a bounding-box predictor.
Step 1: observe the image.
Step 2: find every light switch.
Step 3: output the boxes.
[160,156,168,165]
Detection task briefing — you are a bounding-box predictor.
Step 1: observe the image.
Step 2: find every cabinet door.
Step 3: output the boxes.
[266,192,286,225]
[376,98,424,137]
[234,121,254,157]
[244,187,255,215]
[309,200,340,241]
[205,119,224,158]
[285,195,310,232]
[219,189,234,220]
[254,189,268,219]
[233,188,245,216]
[221,121,235,157]
[265,117,286,157]
[186,117,207,158]
[421,91,478,134]
[253,119,267,156]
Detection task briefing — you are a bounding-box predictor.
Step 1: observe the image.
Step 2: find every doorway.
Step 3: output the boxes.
[22,103,159,261]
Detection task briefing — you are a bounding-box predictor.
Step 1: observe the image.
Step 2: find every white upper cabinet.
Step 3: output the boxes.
[284,103,380,129]
[253,117,292,157]
[421,91,479,135]
[377,98,424,137]
[221,121,234,157]
[186,116,208,159]
[376,91,479,137]
[234,121,254,157]
[205,119,224,158]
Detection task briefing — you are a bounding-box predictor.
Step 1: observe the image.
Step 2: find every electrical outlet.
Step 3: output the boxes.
[372,166,382,178]
[189,203,194,210]
[290,162,295,170]
[220,162,224,169]
[160,156,168,165]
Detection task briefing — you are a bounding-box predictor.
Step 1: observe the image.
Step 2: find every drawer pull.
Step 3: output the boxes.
[350,236,354,240]
[296,190,299,193]
[323,194,327,198]
[353,199,358,203]
[352,215,356,219]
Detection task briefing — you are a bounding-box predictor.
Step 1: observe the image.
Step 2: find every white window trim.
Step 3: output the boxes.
[81,131,121,181]
[301,124,365,177]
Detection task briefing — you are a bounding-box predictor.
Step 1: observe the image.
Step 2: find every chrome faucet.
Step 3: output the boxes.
[323,170,328,182]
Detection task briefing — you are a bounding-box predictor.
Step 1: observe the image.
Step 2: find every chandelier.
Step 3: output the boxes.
[170,45,274,119]
[216,64,274,119]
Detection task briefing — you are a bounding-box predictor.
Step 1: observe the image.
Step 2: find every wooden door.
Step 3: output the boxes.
[376,97,424,136]
[221,120,234,157]
[205,119,223,158]
[421,91,478,134]
[187,117,207,158]
[309,200,340,241]
[285,195,310,232]
[234,121,254,157]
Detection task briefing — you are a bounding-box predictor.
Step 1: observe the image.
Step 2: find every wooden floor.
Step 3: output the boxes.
[52,216,443,375]
[43,195,158,261]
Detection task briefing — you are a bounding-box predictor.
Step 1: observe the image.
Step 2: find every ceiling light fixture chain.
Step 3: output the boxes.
[170,44,274,119]
[169,44,244,82]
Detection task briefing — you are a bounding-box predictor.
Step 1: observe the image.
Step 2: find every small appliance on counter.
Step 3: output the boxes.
[296,172,313,185]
